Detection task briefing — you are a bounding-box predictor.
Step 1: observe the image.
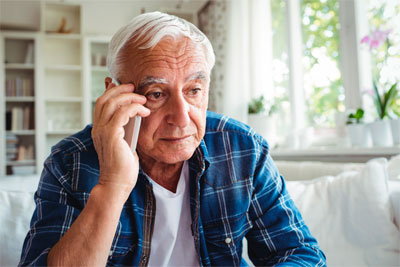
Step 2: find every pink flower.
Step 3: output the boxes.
[361,35,370,44]
[360,28,392,50]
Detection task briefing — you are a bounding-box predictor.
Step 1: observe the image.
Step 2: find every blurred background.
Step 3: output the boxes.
[1,0,399,176]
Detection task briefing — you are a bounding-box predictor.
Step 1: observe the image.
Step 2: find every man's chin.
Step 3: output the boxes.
[158,150,195,164]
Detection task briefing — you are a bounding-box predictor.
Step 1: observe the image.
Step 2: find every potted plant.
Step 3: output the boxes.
[248,96,278,147]
[367,82,397,146]
[346,108,372,147]
[361,28,398,146]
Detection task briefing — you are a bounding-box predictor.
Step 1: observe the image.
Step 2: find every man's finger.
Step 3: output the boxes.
[94,83,135,123]
[109,103,151,129]
[99,93,147,125]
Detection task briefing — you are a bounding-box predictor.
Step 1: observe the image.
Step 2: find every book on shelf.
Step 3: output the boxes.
[6,134,19,161]
[6,133,18,142]
[16,144,34,161]
[5,77,34,97]
[10,105,34,131]
[6,109,12,130]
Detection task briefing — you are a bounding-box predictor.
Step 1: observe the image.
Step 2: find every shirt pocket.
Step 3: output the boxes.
[203,211,253,260]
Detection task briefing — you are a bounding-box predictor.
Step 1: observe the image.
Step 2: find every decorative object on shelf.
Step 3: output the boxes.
[346,108,372,147]
[58,17,72,33]
[248,95,278,148]
[91,53,107,66]
[47,17,72,34]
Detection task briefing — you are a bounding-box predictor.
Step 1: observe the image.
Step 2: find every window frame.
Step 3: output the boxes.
[284,0,373,132]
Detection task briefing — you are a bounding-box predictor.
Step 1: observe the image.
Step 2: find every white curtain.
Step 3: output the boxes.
[200,0,273,123]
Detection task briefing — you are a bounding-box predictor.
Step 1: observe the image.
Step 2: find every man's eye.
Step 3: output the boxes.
[146,91,163,100]
[189,88,201,96]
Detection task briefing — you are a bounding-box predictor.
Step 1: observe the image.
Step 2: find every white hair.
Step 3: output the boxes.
[107,11,215,80]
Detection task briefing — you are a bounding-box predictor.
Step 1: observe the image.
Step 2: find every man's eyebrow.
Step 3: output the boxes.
[137,76,168,92]
[186,71,208,83]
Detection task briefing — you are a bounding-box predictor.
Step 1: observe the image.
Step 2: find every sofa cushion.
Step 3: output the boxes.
[276,160,364,181]
[0,175,38,266]
[0,189,35,266]
[286,158,400,266]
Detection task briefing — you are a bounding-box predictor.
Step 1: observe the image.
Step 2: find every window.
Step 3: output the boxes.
[364,0,400,117]
[301,0,344,128]
[270,0,399,148]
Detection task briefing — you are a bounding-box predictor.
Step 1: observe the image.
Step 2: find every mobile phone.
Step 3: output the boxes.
[112,78,142,152]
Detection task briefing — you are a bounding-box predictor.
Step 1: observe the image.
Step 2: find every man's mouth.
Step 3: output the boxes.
[160,135,193,142]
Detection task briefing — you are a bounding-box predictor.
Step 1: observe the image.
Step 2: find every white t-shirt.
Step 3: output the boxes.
[147,161,199,267]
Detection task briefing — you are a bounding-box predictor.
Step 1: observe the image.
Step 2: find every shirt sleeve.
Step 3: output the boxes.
[245,140,326,266]
[18,155,82,266]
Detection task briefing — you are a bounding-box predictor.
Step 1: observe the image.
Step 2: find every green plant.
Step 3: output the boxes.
[248,96,265,114]
[346,108,364,124]
[248,96,278,115]
[373,82,398,119]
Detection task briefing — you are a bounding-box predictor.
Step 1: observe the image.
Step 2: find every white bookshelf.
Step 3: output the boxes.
[0,31,39,175]
[0,0,207,177]
[0,2,86,176]
[41,2,85,160]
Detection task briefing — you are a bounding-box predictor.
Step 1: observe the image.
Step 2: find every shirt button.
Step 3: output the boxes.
[225,237,232,244]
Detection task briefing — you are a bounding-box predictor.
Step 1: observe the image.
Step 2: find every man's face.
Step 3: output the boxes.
[119,37,210,164]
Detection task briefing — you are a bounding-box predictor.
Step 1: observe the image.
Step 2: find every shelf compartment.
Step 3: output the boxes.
[4,38,35,64]
[44,69,82,98]
[5,69,34,97]
[44,37,81,66]
[91,42,108,67]
[44,2,81,34]
[5,102,35,131]
[45,102,82,132]
[6,134,36,169]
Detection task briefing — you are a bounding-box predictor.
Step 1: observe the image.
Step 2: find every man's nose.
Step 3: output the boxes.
[166,94,190,127]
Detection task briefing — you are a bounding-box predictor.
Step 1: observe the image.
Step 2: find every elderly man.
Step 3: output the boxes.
[19,12,325,266]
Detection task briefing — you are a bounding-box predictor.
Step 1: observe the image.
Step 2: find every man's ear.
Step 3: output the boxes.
[105,77,112,90]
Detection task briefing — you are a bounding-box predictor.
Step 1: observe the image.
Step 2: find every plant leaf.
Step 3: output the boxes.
[373,81,384,119]
[382,83,398,119]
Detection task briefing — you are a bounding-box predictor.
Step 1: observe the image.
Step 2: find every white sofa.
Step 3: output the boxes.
[1,156,400,266]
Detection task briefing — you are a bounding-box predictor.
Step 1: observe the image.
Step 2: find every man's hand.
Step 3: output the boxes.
[92,78,150,199]
[47,79,150,266]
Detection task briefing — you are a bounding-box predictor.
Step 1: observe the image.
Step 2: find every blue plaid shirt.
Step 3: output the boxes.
[19,111,326,266]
